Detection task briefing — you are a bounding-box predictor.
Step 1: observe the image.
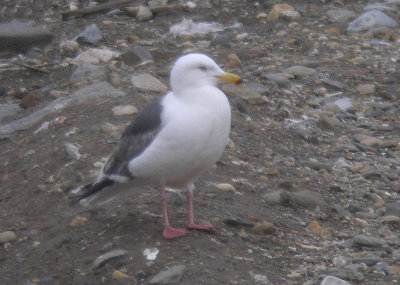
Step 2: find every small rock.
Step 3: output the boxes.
[70,64,107,83]
[251,222,275,234]
[354,134,383,147]
[216,183,235,192]
[93,249,129,270]
[60,40,79,57]
[20,93,45,109]
[150,265,186,284]
[246,83,270,96]
[121,45,153,66]
[262,73,291,87]
[348,10,398,32]
[316,115,342,131]
[64,142,81,160]
[100,122,117,133]
[112,105,138,116]
[325,27,341,35]
[0,104,22,123]
[327,9,356,23]
[148,0,168,8]
[73,48,119,65]
[267,4,295,22]
[131,73,168,93]
[221,85,267,105]
[49,90,68,99]
[284,66,316,77]
[307,221,328,238]
[279,10,301,21]
[356,84,375,95]
[32,241,41,247]
[353,235,387,248]
[136,6,153,21]
[379,215,400,225]
[225,54,243,69]
[280,190,323,208]
[321,276,351,285]
[0,231,17,244]
[70,216,87,227]
[314,87,327,96]
[75,24,102,44]
[385,202,400,217]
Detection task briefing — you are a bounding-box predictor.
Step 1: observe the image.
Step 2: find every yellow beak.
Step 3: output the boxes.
[217,72,242,85]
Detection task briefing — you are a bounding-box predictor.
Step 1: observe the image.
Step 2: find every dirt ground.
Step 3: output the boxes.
[0,0,399,284]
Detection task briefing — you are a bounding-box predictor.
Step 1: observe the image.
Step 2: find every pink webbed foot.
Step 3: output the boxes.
[163,226,189,239]
[187,223,214,231]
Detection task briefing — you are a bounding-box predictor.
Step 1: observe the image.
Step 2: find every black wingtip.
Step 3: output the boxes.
[68,179,115,203]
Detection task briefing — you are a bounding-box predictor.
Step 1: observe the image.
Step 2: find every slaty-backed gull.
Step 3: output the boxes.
[70,53,241,239]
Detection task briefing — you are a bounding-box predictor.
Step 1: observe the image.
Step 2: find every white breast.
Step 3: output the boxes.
[128,86,231,188]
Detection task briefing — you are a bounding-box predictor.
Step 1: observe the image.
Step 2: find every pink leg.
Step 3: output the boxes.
[160,186,188,239]
[186,190,213,231]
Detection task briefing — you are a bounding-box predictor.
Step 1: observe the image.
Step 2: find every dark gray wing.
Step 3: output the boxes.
[102,100,163,178]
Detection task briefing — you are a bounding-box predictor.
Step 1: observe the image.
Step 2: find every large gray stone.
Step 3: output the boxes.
[0,20,53,52]
[348,10,398,32]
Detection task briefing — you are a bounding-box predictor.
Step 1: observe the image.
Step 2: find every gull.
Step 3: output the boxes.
[71,53,241,239]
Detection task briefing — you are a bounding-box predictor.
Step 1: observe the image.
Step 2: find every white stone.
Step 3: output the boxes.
[131,73,168,93]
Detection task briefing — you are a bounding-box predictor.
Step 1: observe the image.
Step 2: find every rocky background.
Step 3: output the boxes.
[0,0,399,284]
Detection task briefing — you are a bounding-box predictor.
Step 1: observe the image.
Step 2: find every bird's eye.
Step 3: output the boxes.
[199,65,207,72]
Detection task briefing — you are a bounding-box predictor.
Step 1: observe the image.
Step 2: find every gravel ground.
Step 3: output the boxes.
[0,0,399,284]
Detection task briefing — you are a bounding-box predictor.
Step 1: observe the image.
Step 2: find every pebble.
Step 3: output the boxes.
[70,216,87,227]
[93,249,129,269]
[215,183,235,192]
[267,4,295,22]
[352,235,387,248]
[316,115,342,131]
[379,215,400,225]
[0,231,17,244]
[356,84,375,95]
[49,90,68,99]
[326,9,356,23]
[284,66,316,77]
[149,265,186,284]
[225,53,243,69]
[60,40,79,57]
[136,6,153,22]
[131,73,168,93]
[279,10,301,21]
[75,24,102,44]
[112,105,138,116]
[20,93,45,109]
[0,104,22,123]
[100,122,117,133]
[70,64,107,83]
[348,10,398,32]
[121,45,152,66]
[320,276,351,285]
[307,221,328,238]
[280,190,323,208]
[64,142,81,160]
[251,222,275,234]
[385,202,400,217]
[262,73,291,87]
[73,48,119,65]
[354,134,383,147]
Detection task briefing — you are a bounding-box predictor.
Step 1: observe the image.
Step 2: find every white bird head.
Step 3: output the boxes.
[170,53,241,93]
